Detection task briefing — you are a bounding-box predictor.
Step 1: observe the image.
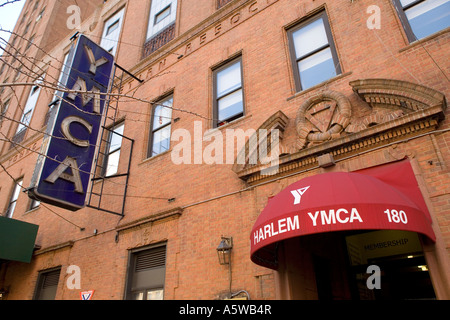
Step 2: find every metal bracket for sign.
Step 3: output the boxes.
[86,64,137,217]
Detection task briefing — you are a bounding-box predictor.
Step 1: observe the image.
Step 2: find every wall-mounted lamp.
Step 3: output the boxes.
[216,237,233,265]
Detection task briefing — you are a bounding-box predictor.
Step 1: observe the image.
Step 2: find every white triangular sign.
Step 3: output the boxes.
[80,290,94,300]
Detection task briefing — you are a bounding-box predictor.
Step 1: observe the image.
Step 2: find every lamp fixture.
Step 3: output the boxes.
[216,236,233,265]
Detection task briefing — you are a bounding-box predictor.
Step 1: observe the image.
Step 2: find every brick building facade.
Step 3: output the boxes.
[0,0,449,300]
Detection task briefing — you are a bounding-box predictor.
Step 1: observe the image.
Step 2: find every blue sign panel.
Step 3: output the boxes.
[29,35,114,211]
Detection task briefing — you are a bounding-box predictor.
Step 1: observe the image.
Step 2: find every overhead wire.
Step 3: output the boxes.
[1,0,449,222]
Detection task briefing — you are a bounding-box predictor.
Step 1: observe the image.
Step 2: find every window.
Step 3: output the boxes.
[148,95,173,157]
[16,77,43,134]
[26,34,35,50]
[155,5,171,24]
[24,22,31,35]
[29,198,40,211]
[1,77,9,96]
[14,65,23,81]
[393,0,450,42]
[46,52,70,125]
[125,245,166,300]
[51,53,70,105]
[33,268,61,300]
[147,0,177,39]
[5,179,23,218]
[36,7,45,22]
[103,122,124,177]
[100,9,124,55]
[213,57,244,127]
[287,11,341,91]
[0,98,9,127]
[143,0,177,57]
[0,62,5,75]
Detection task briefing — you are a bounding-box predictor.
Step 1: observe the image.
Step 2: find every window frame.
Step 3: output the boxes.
[28,198,40,211]
[392,0,450,42]
[147,94,173,158]
[212,56,245,128]
[102,122,125,177]
[124,243,167,300]
[5,178,23,218]
[287,11,341,92]
[154,5,172,25]
[51,52,70,106]
[100,8,125,55]
[33,267,61,300]
[16,76,44,134]
[146,0,178,40]
[0,98,10,127]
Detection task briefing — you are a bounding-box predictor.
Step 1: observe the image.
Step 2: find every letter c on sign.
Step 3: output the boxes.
[61,116,93,147]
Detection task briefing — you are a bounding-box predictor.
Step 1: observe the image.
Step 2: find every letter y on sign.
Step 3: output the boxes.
[291,186,310,205]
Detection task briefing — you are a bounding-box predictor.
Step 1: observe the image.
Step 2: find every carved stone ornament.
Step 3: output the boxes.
[232,79,446,183]
[296,91,352,149]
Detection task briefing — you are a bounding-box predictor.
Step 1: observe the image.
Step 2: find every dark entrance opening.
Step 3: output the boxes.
[282,230,436,300]
[345,230,436,300]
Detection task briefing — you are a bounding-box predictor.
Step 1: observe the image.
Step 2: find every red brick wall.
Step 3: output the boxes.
[1,0,449,300]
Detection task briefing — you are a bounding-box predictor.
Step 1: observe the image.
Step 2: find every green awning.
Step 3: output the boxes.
[0,216,39,263]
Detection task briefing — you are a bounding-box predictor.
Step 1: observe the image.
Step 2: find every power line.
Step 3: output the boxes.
[0,159,86,230]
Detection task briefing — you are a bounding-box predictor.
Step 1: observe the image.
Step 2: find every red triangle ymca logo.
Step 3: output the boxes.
[290,186,310,205]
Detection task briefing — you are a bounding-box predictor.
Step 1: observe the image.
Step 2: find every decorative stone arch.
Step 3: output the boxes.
[346,79,447,133]
[232,111,289,174]
[350,78,446,112]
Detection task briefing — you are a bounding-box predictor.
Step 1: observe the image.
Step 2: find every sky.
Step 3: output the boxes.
[0,0,26,55]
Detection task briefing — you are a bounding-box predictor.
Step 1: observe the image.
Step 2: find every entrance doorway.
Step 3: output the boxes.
[279,230,436,300]
[344,230,435,300]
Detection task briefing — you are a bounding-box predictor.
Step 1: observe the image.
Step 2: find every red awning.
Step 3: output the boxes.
[250,161,435,269]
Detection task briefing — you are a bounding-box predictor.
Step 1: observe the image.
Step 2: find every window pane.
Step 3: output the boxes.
[100,9,124,55]
[6,180,22,218]
[6,202,17,218]
[147,289,164,300]
[152,125,171,156]
[54,53,70,101]
[218,89,243,122]
[17,82,42,133]
[109,124,124,153]
[153,98,173,130]
[147,0,178,39]
[105,149,120,176]
[106,19,120,36]
[30,199,40,210]
[134,292,144,300]
[17,110,32,133]
[400,0,417,6]
[292,17,328,58]
[155,5,171,24]
[298,47,336,90]
[405,0,450,40]
[217,61,241,97]
[12,181,23,200]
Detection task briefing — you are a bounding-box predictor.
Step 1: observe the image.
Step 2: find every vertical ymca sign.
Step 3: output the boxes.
[29,35,114,211]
